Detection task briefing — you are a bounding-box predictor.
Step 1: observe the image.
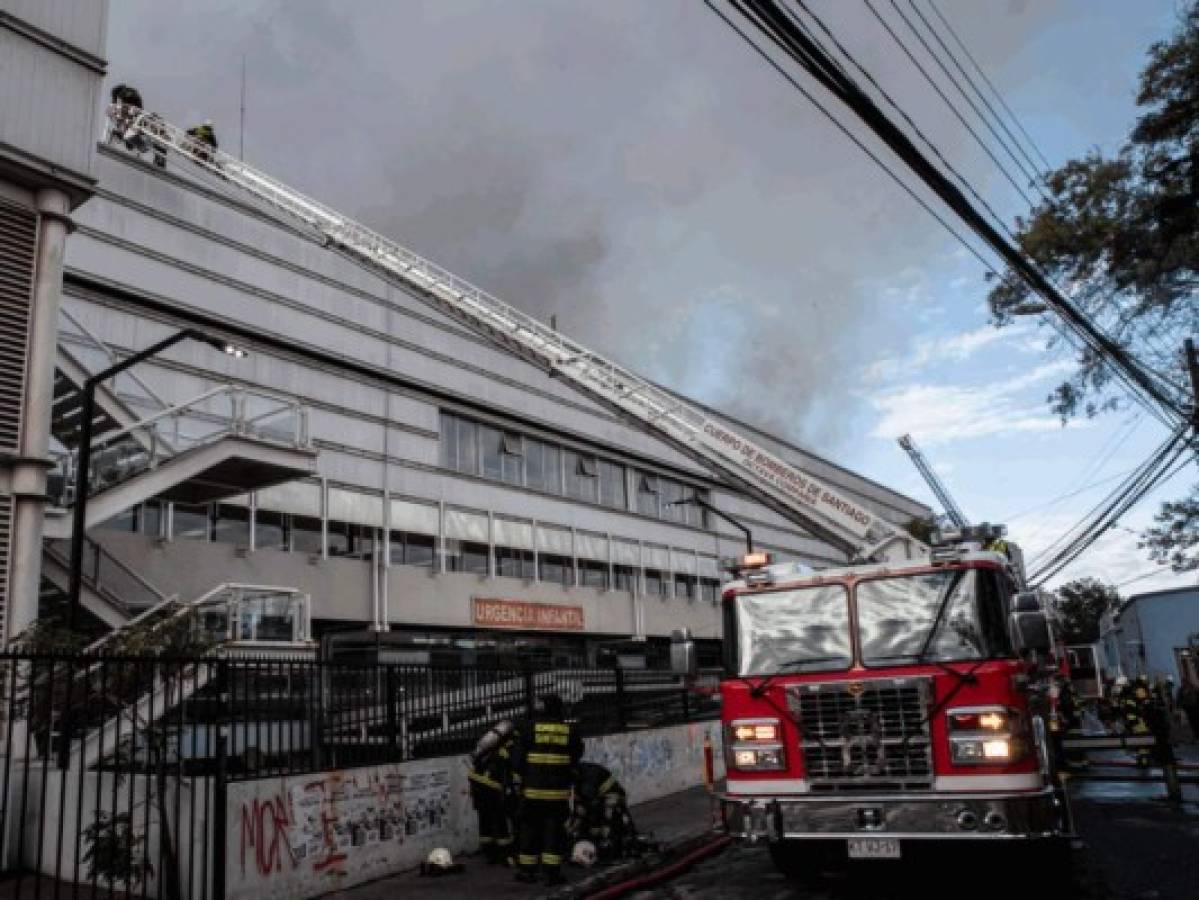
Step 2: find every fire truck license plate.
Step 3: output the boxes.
[847,838,901,859]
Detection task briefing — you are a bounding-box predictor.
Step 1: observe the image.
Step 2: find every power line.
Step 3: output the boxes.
[885,0,1050,202]
[925,0,1054,172]
[712,0,1189,429]
[860,0,1038,209]
[905,0,1048,184]
[701,0,1002,276]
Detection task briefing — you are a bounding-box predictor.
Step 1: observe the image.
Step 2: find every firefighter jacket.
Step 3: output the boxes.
[468,740,514,795]
[514,715,583,802]
[576,761,624,804]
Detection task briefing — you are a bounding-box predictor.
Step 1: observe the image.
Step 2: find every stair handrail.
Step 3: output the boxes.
[59,306,175,415]
[44,537,170,614]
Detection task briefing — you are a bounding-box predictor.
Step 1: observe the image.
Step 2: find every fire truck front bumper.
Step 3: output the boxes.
[718,787,1065,842]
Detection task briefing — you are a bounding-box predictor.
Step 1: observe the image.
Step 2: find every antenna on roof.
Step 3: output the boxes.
[239,55,247,160]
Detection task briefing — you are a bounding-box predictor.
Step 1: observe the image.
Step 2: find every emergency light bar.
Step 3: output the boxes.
[721,552,775,575]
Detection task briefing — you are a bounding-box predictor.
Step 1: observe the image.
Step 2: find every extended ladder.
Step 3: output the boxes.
[897,434,969,528]
[111,106,923,562]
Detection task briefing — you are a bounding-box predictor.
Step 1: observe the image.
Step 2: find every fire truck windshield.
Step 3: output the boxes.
[728,568,1013,677]
[734,584,852,676]
[858,569,1011,666]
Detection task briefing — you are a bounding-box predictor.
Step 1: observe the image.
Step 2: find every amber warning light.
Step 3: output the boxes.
[721,551,774,574]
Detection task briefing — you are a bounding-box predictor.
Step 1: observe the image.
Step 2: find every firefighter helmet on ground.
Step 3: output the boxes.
[571,840,598,867]
[426,848,453,869]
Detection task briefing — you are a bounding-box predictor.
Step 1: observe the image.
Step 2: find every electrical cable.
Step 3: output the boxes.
[925,0,1053,173]
[711,0,1189,429]
[905,0,1048,184]
[886,0,1050,201]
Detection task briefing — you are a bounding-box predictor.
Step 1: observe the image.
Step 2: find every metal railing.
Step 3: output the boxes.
[45,536,170,616]
[47,383,311,507]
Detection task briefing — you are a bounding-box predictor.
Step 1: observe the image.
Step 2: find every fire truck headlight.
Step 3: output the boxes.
[731,747,785,771]
[982,739,1011,760]
[947,706,1027,765]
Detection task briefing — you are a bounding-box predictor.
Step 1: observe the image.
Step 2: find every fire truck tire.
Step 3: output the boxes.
[767,840,829,883]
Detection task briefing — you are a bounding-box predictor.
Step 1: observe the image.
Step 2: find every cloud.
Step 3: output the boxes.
[863,323,1038,384]
[868,359,1077,444]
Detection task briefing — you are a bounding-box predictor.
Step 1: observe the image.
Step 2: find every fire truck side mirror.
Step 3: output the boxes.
[670,628,698,677]
[1010,609,1052,655]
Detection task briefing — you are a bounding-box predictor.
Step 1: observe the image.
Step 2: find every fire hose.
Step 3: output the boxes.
[581,835,732,900]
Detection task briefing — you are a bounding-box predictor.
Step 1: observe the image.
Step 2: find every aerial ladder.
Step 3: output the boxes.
[107,106,925,564]
[897,433,968,528]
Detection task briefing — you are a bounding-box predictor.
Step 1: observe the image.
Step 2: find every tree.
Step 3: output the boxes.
[1141,486,1199,571]
[988,3,1198,565]
[1052,578,1122,644]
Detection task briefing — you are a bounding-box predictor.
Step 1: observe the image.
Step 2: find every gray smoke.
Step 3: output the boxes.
[104,0,1068,452]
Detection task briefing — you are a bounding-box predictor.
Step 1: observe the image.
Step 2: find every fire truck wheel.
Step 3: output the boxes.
[767,840,829,883]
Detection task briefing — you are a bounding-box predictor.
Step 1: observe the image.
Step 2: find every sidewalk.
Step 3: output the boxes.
[330,786,719,900]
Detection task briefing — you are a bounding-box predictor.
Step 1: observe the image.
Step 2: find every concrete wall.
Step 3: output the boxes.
[222,720,723,900]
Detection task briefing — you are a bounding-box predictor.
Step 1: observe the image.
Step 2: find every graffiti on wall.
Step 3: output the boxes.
[237,766,451,881]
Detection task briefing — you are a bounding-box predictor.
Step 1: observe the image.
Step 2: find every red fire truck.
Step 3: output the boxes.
[711,525,1072,876]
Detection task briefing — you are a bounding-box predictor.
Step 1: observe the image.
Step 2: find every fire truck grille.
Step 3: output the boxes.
[789,678,933,790]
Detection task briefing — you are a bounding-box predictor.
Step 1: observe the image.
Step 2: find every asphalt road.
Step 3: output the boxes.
[632,793,1199,900]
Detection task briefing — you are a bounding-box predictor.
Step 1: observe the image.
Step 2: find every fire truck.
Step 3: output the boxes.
[712,526,1071,876]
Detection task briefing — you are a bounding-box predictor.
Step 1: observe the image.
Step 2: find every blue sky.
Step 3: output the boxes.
[106,0,1196,595]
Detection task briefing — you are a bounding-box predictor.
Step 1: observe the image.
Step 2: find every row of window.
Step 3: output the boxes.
[103,501,722,600]
[439,412,707,527]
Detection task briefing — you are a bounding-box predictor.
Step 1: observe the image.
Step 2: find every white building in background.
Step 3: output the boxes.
[3,1,929,667]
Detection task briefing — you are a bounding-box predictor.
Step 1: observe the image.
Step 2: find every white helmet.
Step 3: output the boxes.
[571,840,597,868]
[426,847,453,870]
[1116,676,1129,687]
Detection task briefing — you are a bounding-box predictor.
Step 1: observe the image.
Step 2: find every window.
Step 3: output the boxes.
[446,540,489,574]
[101,506,140,533]
[636,474,659,517]
[173,503,210,541]
[644,569,668,597]
[580,559,610,590]
[734,585,852,676]
[255,509,290,551]
[525,439,561,494]
[390,531,436,568]
[674,574,696,600]
[599,460,627,509]
[539,554,574,587]
[213,504,250,545]
[660,479,685,522]
[292,515,323,555]
[501,432,523,485]
[480,424,504,480]
[613,565,637,593]
[329,521,371,558]
[440,413,480,475]
[564,450,599,503]
[699,578,721,603]
[143,501,165,538]
[495,547,536,579]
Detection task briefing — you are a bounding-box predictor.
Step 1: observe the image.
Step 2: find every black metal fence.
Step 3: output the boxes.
[0,651,719,898]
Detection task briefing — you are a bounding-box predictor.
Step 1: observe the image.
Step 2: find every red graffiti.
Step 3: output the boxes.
[240,794,297,876]
[304,778,349,877]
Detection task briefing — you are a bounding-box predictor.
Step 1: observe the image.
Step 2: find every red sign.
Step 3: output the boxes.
[472,598,585,632]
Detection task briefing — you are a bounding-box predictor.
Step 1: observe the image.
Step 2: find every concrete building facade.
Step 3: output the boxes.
[0,0,109,641]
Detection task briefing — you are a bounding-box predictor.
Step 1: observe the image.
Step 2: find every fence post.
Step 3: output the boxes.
[386,666,399,760]
[213,731,228,900]
[615,667,627,731]
[523,663,536,722]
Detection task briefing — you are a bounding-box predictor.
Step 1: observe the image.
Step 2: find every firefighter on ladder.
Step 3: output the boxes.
[468,720,518,865]
[513,693,582,886]
[186,120,219,162]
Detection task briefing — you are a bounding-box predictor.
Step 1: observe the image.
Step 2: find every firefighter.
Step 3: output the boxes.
[108,84,148,153]
[1124,676,1155,766]
[570,761,637,861]
[186,121,218,161]
[513,693,582,886]
[110,83,143,109]
[469,719,517,865]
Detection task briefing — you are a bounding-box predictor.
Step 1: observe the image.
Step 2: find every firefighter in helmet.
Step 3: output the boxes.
[468,719,518,865]
[186,120,218,161]
[570,761,638,861]
[512,693,582,886]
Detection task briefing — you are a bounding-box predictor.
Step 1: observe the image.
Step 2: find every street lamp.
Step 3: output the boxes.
[668,494,754,554]
[66,328,249,629]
